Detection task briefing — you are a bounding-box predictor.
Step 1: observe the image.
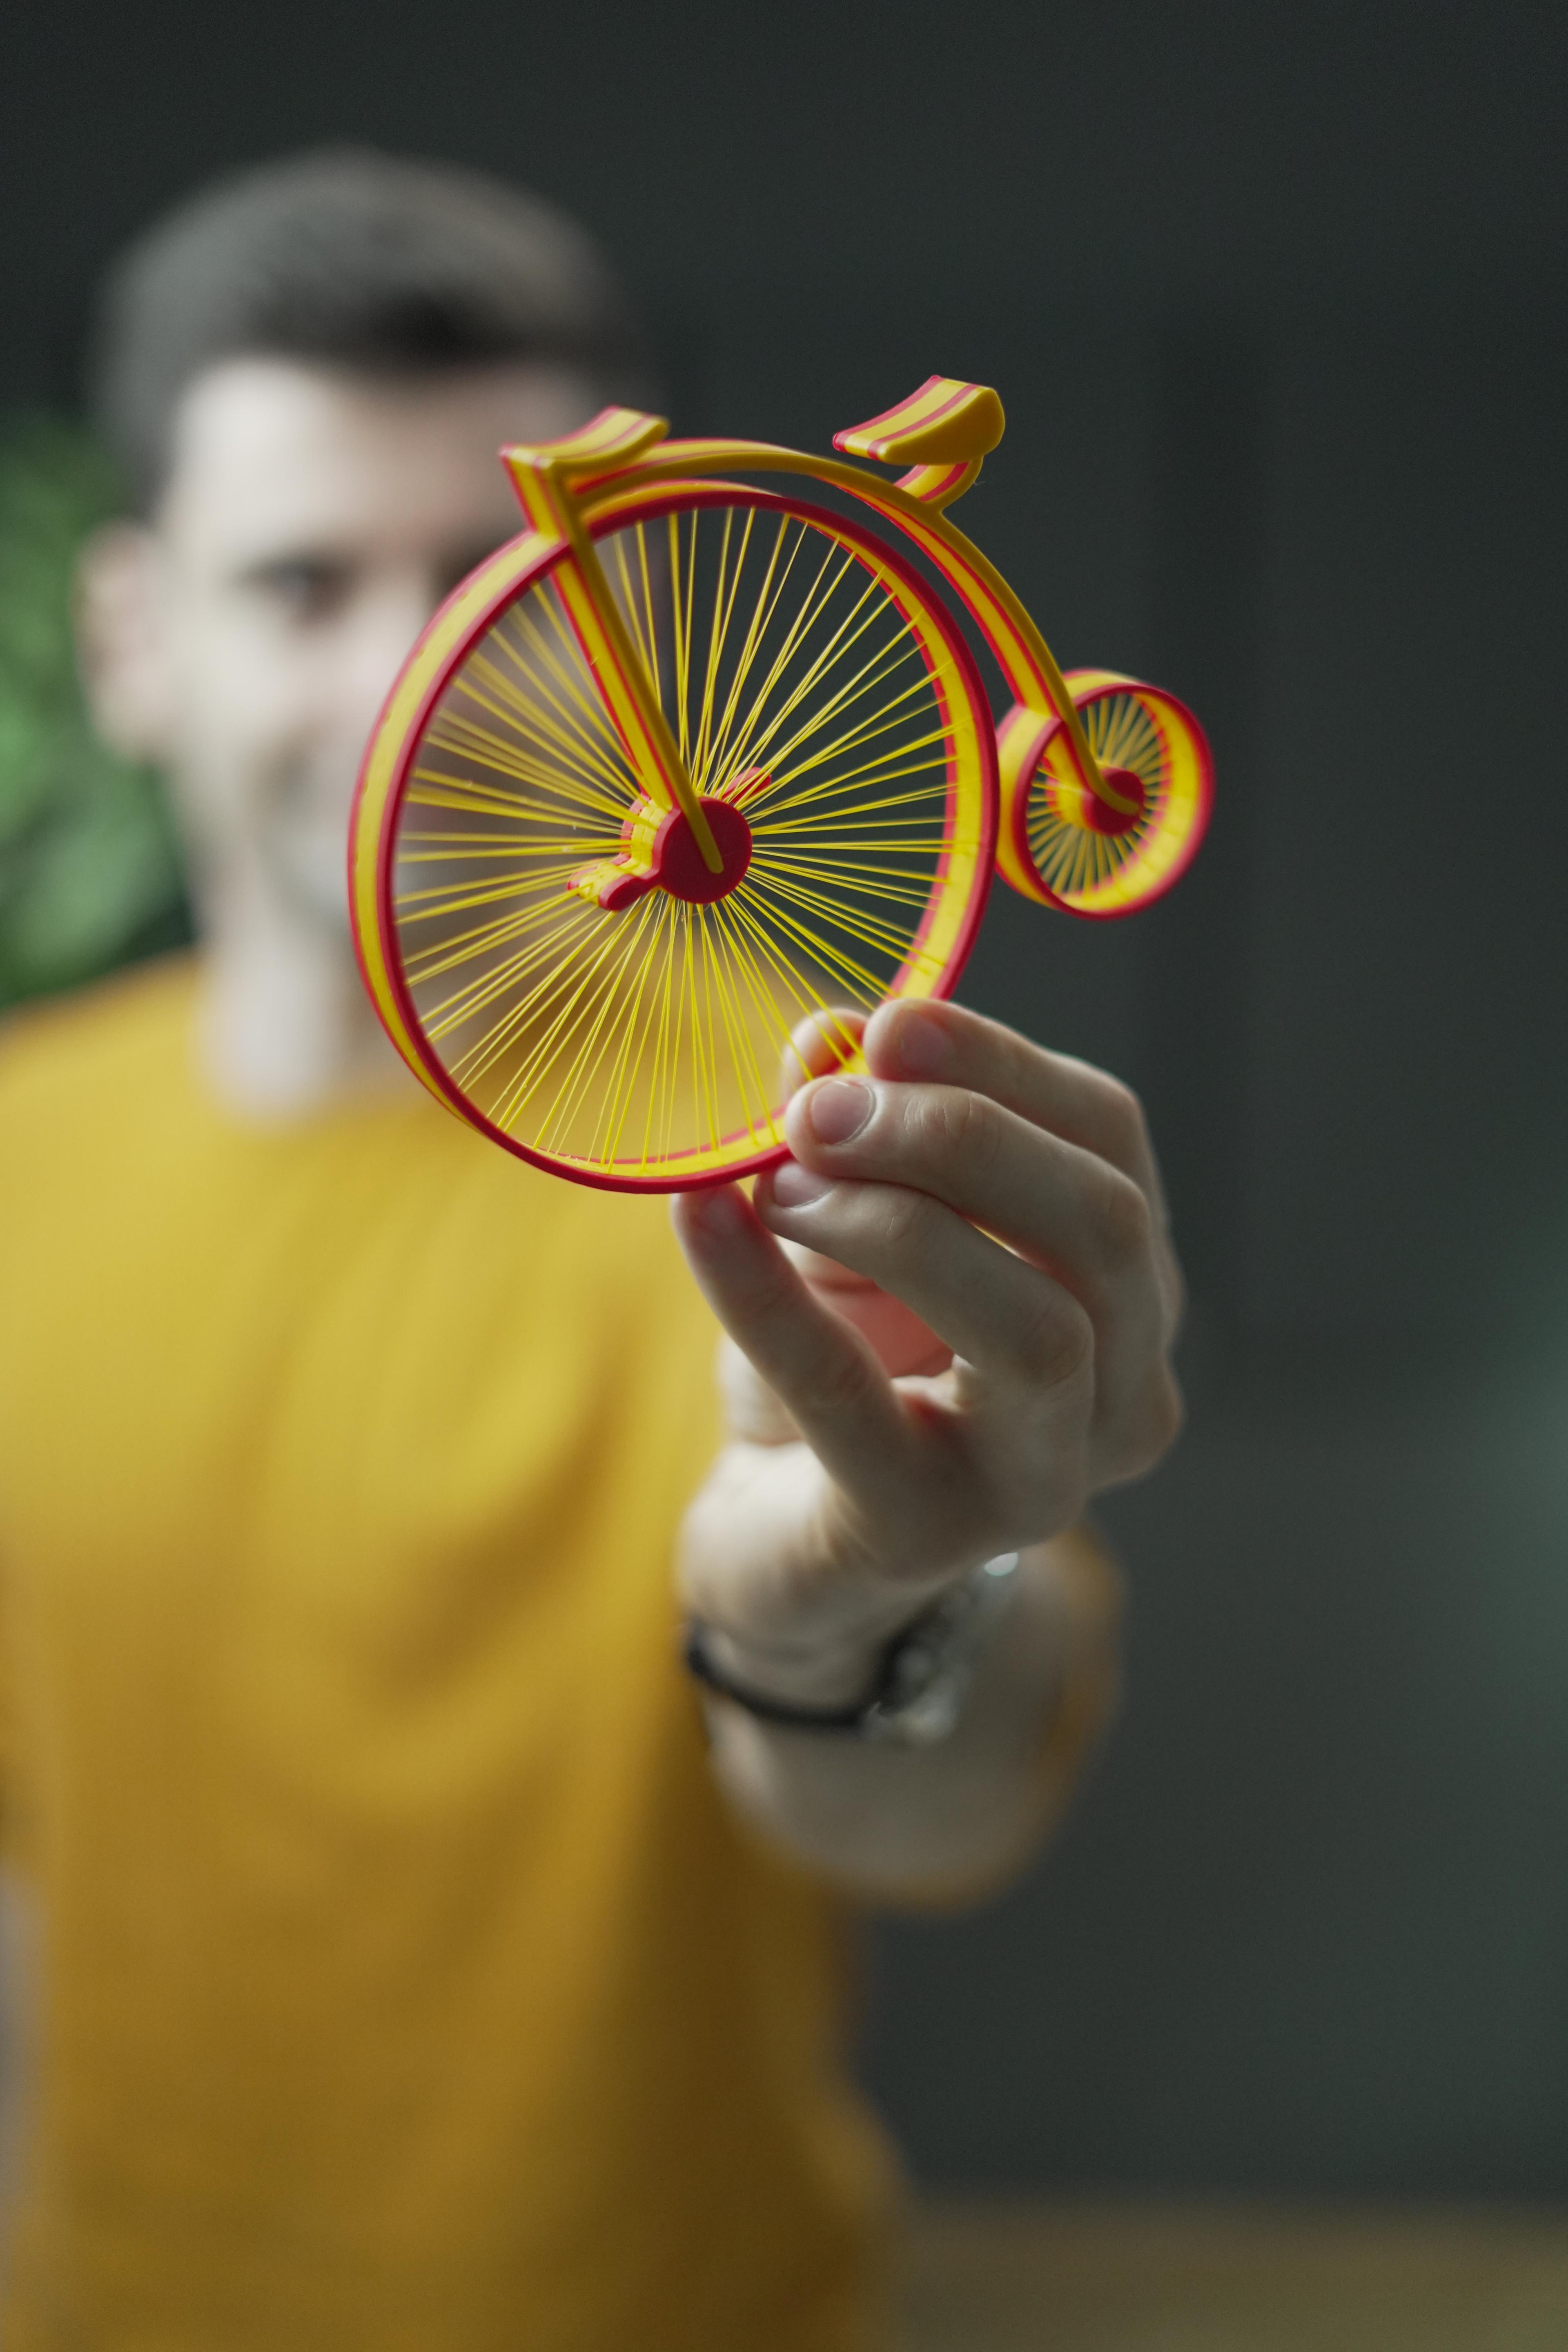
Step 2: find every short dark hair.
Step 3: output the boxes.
[90,147,648,512]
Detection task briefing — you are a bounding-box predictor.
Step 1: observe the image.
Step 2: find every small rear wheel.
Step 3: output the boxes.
[996,671,1212,918]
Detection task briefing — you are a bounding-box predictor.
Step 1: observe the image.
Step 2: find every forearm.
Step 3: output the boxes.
[670,1000,1178,1904]
[696,1528,1121,1906]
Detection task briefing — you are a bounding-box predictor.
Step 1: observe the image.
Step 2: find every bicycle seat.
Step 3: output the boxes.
[503,405,669,481]
[834,377,1005,466]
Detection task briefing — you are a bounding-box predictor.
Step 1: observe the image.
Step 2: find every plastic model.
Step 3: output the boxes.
[350,377,1212,1190]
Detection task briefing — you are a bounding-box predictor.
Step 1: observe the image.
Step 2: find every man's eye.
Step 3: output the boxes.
[437,547,502,602]
[248,559,352,620]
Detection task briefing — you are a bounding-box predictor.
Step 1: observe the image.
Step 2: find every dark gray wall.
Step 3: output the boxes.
[4,0,1566,2196]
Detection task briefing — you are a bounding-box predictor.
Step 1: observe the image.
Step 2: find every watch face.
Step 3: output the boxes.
[863,1555,1022,1746]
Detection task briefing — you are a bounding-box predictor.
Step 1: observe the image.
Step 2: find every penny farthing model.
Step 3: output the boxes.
[350,378,1213,1190]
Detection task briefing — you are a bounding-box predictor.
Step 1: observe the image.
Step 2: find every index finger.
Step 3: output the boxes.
[670,1180,914,1509]
[861,998,1171,1228]
[777,1008,875,1298]
[781,1006,866,1094]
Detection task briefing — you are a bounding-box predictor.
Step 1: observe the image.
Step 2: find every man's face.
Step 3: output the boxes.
[83,357,596,938]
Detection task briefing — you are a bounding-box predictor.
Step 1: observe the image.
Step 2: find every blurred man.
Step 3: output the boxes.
[0,151,1183,2347]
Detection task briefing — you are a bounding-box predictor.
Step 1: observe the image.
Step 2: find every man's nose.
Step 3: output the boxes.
[339,572,450,729]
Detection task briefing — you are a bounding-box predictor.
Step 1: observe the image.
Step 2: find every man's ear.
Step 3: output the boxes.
[75,523,175,763]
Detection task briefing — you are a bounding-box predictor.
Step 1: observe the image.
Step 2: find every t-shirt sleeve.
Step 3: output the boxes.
[864,1520,1126,1916]
[1028,1518,1126,1842]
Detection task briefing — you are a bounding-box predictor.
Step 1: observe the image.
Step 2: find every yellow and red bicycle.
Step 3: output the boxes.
[350,376,1211,1190]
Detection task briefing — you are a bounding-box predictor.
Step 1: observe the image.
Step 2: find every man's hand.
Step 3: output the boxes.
[670,996,1182,1719]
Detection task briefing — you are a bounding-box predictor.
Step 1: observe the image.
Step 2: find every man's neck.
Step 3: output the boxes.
[196,871,411,1120]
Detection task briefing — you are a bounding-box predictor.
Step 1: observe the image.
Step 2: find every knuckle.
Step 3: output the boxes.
[1087,1168,1154,1268]
[1012,1290,1094,1390]
[909,1082,1000,1174]
[1141,1366,1185,1458]
[1040,1462,1090,1537]
[1105,1365,1186,1483]
[1163,1252,1188,1334]
[856,1178,938,1260]
[1093,1075,1149,1165]
[718,1343,800,1445]
[807,1332,879,1425]
[1008,1442,1088,1542]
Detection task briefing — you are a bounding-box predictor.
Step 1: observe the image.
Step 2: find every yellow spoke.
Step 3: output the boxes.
[705,916,786,1145]
[719,891,851,1046]
[394,874,578,926]
[719,562,903,785]
[403,890,589,982]
[755,836,947,862]
[425,704,628,813]
[705,542,885,789]
[754,856,946,904]
[752,744,955,824]
[699,522,857,782]
[417,907,601,1040]
[697,509,795,784]
[699,511,819,790]
[751,771,953,829]
[479,622,633,788]
[690,506,745,788]
[480,893,664,1115]
[724,884,886,1012]
[749,683,952,822]
[633,522,663,707]
[734,879,902,1000]
[397,837,595,861]
[610,528,657,689]
[450,658,630,802]
[762,654,944,793]
[467,617,626,764]
[752,869,928,963]
[410,904,596,1015]
[530,904,670,1153]
[670,510,697,766]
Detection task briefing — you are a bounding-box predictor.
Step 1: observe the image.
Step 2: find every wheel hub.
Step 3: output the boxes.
[567,792,755,911]
[1046,762,1147,837]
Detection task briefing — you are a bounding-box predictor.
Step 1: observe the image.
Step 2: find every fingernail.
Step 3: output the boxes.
[684,1182,748,1238]
[891,1007,952,1076]
[806,1076,874,1144]
[770,1160,834,1208]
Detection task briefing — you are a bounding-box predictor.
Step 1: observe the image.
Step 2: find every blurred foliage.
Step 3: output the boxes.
[0,415,192,1011]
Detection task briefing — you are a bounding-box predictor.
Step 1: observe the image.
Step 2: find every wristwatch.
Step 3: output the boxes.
[683,1552,1022,1748]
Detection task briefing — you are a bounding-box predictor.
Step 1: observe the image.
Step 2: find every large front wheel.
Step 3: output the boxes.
[352,485,998,1189]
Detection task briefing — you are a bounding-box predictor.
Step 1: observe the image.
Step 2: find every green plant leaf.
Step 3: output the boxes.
[0,414,192,1009]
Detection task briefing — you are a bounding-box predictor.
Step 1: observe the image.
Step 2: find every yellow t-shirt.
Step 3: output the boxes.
[0,961,893,2350]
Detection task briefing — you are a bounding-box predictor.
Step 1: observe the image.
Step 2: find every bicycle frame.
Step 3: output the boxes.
[495,384,1127,906]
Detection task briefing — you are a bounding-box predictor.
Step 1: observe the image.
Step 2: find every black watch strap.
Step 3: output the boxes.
[682,1619,878,1731]
[682,1552,1022,1746]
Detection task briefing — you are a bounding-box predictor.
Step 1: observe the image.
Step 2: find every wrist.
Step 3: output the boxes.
[693,1617,895,1711]
[685,1552,1025,1744]
[688,1545,1014,1708]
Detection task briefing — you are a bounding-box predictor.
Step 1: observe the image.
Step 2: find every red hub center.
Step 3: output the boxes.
[1073,764,1147,836]
[651,796,754,903]
[568,793,755,912]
